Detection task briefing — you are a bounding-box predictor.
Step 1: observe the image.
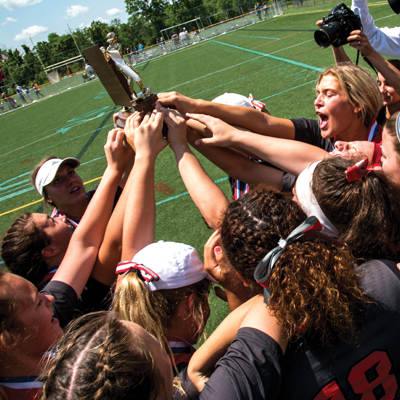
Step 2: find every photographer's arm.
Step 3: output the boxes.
[349,30,400,95]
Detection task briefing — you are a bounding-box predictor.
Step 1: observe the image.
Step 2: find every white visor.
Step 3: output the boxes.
[35,157,80,196]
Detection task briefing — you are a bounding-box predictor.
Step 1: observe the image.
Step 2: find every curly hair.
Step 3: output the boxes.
[1,213,50,286]
[220,186,306,288]
[268,241,366,347]
[318,64,382,128]
[312,157,400,262]
[113,273,210,355]
[41,311,170,400]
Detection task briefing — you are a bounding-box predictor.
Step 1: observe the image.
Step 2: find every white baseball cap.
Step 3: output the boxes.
[212,92,266,111]
[35,157,80,196]
[116,241,215,291]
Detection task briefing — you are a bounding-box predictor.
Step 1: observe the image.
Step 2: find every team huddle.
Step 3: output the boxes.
[1,0,400,399]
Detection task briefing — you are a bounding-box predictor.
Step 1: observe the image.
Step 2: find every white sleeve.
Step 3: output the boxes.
[352,0,400,57]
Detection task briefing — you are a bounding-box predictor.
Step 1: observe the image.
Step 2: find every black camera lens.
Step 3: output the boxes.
[315,22,341,48]
[314,29,331,48]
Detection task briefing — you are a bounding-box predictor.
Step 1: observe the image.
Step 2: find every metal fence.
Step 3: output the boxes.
[0,0,333,115]
[0,70,97,113]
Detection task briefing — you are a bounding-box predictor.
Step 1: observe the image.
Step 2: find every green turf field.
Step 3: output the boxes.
[0,0,396,336]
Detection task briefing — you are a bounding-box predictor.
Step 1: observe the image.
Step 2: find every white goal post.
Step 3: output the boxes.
[160,17,204,43]
[44,55,85,82]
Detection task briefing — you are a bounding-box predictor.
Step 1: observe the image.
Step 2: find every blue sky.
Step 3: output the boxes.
[0,0,130,53]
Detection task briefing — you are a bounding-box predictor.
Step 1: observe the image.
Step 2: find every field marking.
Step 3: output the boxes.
[162,55,267,91]
[210,39,323,71]
[0,155,107,205]
[259,79,316,100]
[0,176,228,218]
[228,34,280,39]
[190,61,281,96]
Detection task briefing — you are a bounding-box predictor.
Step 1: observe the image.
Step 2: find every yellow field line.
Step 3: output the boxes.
[0,176,102,218]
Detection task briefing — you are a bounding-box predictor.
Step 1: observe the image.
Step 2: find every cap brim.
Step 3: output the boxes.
[36,157,80,196]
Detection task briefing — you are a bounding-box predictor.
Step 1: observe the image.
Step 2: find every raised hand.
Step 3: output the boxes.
[157,91,199,116]
[104,128,134,174]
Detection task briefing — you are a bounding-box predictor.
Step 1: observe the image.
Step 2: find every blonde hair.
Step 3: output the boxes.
[318,64,383,128]
[113,272,210,354]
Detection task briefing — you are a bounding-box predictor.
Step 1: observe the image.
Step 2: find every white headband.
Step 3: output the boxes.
[295,161,339,239]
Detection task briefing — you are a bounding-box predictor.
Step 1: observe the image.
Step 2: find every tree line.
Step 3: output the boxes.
[0,0,256,93]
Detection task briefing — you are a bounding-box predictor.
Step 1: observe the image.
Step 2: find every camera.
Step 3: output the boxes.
[314,3,362,48]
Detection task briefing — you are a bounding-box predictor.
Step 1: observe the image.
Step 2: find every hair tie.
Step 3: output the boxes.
[248,93,265,111]
[254,216,344,304]
[278,238,287,249]
[115,261,159,283]
[346,157,381,182]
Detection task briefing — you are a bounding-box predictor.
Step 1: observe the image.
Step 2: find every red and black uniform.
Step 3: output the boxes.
[197,259,400,399]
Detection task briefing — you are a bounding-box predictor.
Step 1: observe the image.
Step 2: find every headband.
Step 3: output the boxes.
[254,216,344,303]
[295,161,339,238]
[396,112,400,143]
[346,157,381,182]
[116,261,160,284]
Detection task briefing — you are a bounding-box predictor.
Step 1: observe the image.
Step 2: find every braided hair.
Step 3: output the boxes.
[41,311,169,400]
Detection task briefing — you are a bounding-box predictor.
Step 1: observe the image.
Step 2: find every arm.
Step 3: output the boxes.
[188,294,287,391]
[352,0,400,58]
[121,110,168,261]
[52,130,128,297]
[187,113,329,177]
[348,30,400,95]
[157,103,229,230]
[187,125,284,188]
[91,135,136,286]
[157,91,296,139]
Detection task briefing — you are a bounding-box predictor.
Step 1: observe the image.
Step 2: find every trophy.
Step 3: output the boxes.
[83,32,167,144]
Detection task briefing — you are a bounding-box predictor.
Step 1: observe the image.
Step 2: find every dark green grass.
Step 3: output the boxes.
[0,0,395,335]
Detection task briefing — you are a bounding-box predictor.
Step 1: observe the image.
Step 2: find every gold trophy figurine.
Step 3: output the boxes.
[100,32,151,102]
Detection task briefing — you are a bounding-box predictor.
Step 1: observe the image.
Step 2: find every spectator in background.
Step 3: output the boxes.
[125,48,133,65]
[33,83,44,99]
[132,45,139,65]
[255,3,262,20]
[263,2,269,17]
[159,36,167,54]
[23,85,33,102]
[138,43,147,61]
[171,32,180,49]
[15,85,27,106]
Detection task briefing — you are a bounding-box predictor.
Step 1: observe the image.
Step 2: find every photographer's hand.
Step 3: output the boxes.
[348,30,375,57]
